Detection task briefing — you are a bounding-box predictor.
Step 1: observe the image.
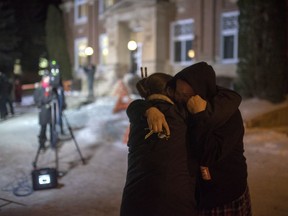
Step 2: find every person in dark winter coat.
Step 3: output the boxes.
[0,72,14,119]
[14,75,22,103]
[34,72,53,149]
[83,62,96,99]
[145,62,252,215]
[120,73,197,216]
[172,62,252,215]
[5,78,15,116]
[0,72,8,120]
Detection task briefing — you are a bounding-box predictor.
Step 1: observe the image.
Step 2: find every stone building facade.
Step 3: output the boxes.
[61,0,240,94]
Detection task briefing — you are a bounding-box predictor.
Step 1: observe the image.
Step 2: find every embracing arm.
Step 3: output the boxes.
[126,99,170,135]
[207,86,241,129]
[187,87,241,131]
[126,99,151,123]
[188,88,242,166]
[145,107,170,135]
[199,110,244,166]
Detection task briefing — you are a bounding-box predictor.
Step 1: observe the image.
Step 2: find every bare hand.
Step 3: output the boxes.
[187,95,207,114]
[145,107,170,135]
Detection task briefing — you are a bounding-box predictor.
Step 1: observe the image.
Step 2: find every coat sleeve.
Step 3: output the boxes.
[126,99,152,123]
[33,88,53,108]
[189,87,241,136]
[188,87,242,164]
[33,88,42,108]
[205,86,241,129]
[199,110,244,166]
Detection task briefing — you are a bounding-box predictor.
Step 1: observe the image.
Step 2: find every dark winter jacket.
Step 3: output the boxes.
[173,62,247,209]
[33,86,53,125]
[121,97,197,216]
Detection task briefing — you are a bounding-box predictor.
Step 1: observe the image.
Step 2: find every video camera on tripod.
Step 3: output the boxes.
[32,60,85,191]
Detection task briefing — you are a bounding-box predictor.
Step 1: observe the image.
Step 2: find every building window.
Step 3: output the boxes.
[74,37,88,71]
[170,19,195,65]
[99,0,116,14]
[221,11,239,64]
[75,0,88,24]
[99,34,109,65]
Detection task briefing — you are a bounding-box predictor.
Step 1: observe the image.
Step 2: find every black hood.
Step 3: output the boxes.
[170,62,217,100]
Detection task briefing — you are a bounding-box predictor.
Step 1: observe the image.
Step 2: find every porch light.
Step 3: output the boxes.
[127,40,137,51]
[84,47,94,56]
[188,49,195,59]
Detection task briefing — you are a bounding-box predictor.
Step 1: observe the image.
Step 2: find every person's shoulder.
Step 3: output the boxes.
[153,100,184,116]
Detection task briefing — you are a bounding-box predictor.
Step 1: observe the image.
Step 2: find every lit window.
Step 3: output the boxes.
[170,19,195,65]
[99,34,109,65]
[221,11,239,64]
[99,0,116,14]
[75,0,88,24]
[74,37,88,70]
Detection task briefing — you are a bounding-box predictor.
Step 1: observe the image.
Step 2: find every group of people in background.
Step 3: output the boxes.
[0,60,67,153]
[0,72,22,120]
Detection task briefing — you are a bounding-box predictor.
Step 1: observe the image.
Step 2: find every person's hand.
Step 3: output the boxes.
[145,107,170,136]
[187,95,207,114]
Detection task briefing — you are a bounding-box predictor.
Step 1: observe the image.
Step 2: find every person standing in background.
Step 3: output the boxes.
[0,72,8,120]
[33,71,53,150]
[13,59,23,103]
[5,77,14,116]
[14,75,22,103]
[83,62,96,100]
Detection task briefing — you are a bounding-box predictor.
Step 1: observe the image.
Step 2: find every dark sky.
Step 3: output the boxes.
[11,0,61,36]
[0,0,62,80]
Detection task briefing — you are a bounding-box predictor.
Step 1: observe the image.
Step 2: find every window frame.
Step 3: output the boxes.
[74,0,88,25]
[99,34,109,66]
[220,11,239,64]
[98,0,116,15]
[170,19,195,66]
[74,37,88,71]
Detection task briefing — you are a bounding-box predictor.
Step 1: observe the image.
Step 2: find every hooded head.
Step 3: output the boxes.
[136,73,173,99]
[169,62,217,102]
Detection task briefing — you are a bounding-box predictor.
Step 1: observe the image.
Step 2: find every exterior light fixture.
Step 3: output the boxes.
[102,48,109,56]
[188,49,195,59]
[127,40,137,51]
[84,47,94,56]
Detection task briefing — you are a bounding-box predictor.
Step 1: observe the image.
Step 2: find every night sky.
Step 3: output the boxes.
[0,0,62,82]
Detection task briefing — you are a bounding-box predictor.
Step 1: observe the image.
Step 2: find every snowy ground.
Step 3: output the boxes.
[0,94,288,216]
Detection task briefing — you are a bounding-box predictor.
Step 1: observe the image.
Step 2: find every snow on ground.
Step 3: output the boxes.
[0,94,288,216]
[64,96,130,147]
[0,95,131,216]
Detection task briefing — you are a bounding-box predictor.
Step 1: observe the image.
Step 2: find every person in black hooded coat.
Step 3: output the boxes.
[120,73,197,216]
[145,62,252,215]
[34,72,53,149]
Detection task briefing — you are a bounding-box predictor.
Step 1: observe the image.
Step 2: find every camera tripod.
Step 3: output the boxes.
[32,92,85,174]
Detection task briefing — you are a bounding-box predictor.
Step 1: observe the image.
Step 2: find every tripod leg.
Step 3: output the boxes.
[50,102,58,149]
[63,114,85,164]
[70,131,86,165]
[32,145,42,169]
[55,147,59,173]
